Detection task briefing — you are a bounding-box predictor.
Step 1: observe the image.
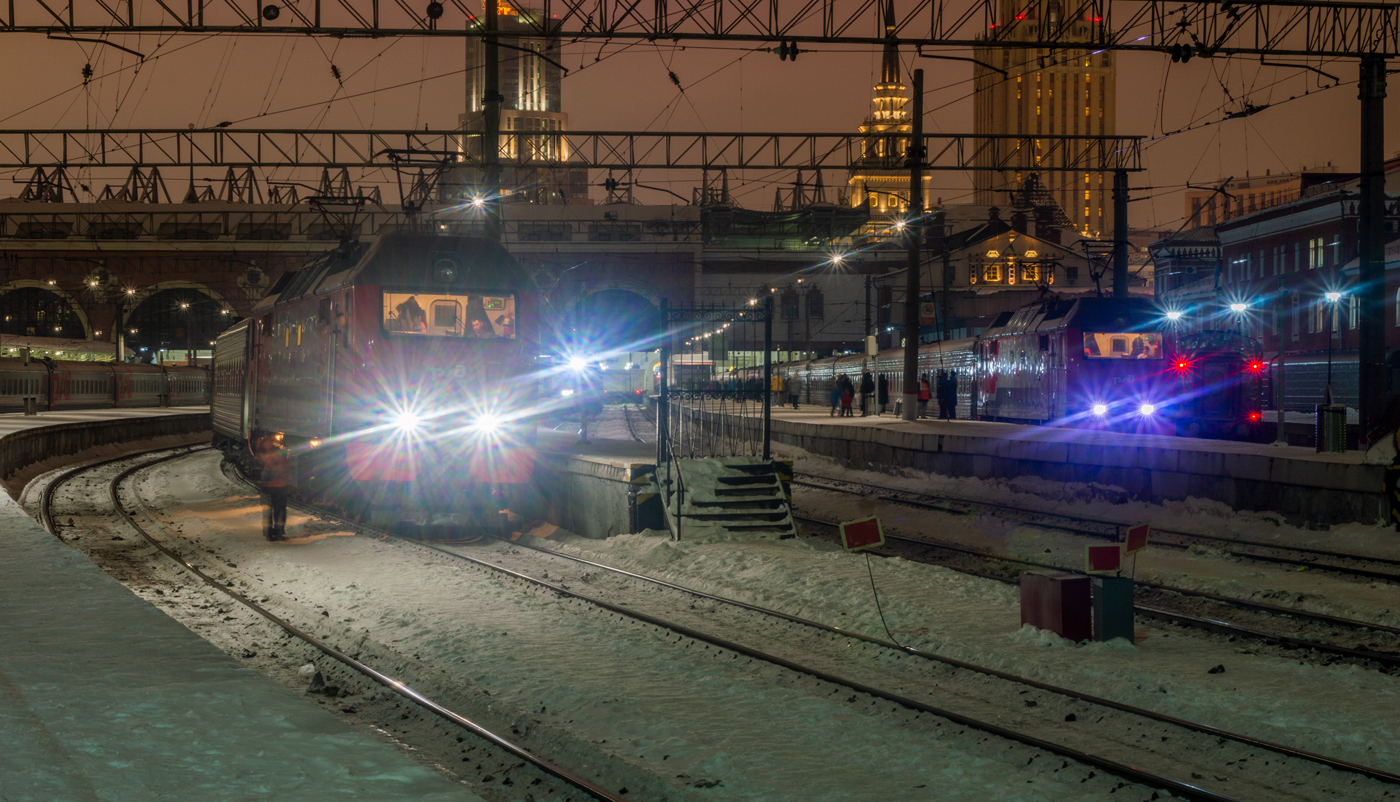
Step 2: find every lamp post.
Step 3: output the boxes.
[1324,291,1343,402]
[1228,301,1247,334]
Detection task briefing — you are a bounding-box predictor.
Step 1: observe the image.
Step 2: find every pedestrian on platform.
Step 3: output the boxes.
[877,374,889,415]
[829,380,841,416]
[255,433,291,541]
[946,370,959,420]
[788,373,801,410]
[936,371,950,420]
[859,371,875,417]
[840,377,854,417]
[918,375,931,418]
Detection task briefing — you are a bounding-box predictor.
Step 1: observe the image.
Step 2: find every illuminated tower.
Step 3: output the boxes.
[458,1,587,204]
[847,0,930,217]
[972,0,1116,237]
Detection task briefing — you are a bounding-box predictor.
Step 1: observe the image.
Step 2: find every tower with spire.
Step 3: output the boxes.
[972,0,1117,237]
[847,0,930,218]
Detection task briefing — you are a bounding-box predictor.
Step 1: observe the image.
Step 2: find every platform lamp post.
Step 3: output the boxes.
[115,288,136,363]
[1324,291,1343,402]
[1228,301,1248,334]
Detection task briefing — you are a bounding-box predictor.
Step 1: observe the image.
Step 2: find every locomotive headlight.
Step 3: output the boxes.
[568,356,588,372]
[391,409,423,433]
[1139,403,1157,416]
[469,413,502,435]
[1091,403,1108,417]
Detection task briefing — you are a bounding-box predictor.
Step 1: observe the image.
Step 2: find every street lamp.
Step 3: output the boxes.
[1228,301,1248,334]
[1324,291,1344,401]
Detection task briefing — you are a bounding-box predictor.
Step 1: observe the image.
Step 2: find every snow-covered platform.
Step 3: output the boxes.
[0,410,473,801]
[746,408,1383,526]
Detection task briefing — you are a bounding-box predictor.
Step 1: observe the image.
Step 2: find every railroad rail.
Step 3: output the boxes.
[210,459,1400,798]
[39,448,625,802]
[793,471,1400,583]
[794,512,1400,671]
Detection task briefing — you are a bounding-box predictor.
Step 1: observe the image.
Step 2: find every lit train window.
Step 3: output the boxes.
[382,292,516,339]
[1083,332,1162,360]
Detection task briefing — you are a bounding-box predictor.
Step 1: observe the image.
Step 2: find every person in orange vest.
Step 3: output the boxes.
[255,433,291,541]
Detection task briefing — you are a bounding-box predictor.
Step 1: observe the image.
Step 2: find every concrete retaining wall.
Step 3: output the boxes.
[535,454,660,539]
[684,410,1386,526]
[0,413,212,481]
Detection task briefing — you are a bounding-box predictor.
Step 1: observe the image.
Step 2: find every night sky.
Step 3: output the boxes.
[2,18,1396,230]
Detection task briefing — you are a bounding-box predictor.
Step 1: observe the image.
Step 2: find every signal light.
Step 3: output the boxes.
[1174,358,1191,372]
[1248,361,1264,373]
[1248,411,1262,422]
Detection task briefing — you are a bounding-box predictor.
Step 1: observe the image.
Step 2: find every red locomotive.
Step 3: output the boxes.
[213,233,539,538]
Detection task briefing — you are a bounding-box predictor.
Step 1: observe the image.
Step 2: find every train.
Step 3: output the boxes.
[759,296,1271,439]
[0,355,208,412]
[212,233,541,539]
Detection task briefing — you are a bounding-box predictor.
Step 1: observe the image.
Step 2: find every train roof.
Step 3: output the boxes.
[982,296,1162,338]
[255,233,533,311]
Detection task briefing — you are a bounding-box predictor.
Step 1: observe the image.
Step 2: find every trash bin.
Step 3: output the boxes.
[1315,404,1346,453]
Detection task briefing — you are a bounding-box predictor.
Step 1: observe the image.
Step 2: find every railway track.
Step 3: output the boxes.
[620,403,650,444]
[40,449,625,802]
[208,462,1400,801]
[794,471,1400,583]
[789,503,1400,671]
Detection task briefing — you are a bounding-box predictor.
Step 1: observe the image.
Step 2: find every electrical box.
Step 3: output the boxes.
[1020,571,1091,643]
[1092,576,1135,643]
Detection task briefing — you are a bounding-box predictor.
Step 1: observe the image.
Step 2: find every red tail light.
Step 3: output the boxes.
[1248,361,1264,373]
[1172,357,1191,373]
[1248,411,1262,422]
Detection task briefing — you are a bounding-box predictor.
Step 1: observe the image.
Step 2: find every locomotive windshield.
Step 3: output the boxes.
[1083,332,1162,359]
[382,292,516,339]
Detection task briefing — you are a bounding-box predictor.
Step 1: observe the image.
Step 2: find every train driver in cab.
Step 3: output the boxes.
[393,296,428,333]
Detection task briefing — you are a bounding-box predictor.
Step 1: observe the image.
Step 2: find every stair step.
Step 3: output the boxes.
[725,464,780,475]
[689,499,785,510]
[716,475,775,486]
[683,511,790,523]
[714,487,778,497]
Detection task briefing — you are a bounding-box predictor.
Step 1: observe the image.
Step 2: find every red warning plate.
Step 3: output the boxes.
[1085,543,1123,574]
[840,516,885,552]
[1125,523,1150,555]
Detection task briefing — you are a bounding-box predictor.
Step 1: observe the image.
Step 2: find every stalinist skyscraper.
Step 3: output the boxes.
[972,0,1116,237]
[847,0,930,218]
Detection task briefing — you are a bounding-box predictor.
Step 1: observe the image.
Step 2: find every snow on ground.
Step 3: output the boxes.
[544,526,1400,776]
[777,442,1400,631]
[0,461,476,802]
[775,438,1400,562]
[130,451,1176,801]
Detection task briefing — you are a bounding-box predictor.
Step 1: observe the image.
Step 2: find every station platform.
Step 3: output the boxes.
[695,406,1384,526]
[534,427,660,538]
[0,409,473,802]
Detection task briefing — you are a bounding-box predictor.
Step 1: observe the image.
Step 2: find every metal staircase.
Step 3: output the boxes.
[663,457,795,540]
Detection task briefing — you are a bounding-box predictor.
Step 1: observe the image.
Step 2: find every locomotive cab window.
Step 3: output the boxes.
[1083,332,1162,359]
[382,292,516,339]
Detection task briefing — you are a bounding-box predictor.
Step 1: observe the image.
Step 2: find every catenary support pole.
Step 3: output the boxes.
[1358,55,1388,442]
[940,210,952,342]
[482,3,503,242]
[762,296,773,460]
[1112,170,1129,298]
[1274,276,1288,445]
[657,299,669,466]
[901,68,924,421]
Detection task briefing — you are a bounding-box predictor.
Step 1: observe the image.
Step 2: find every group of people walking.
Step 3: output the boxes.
[822,369,960,420]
